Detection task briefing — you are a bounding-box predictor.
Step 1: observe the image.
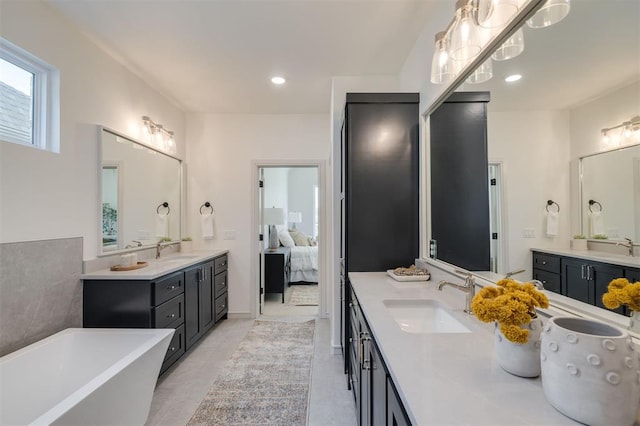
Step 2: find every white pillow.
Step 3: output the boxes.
[278,230,295,247]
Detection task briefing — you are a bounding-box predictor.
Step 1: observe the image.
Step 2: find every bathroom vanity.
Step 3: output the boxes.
[532,248,640,315]
[82,250,228,374]
[348,268,579,425]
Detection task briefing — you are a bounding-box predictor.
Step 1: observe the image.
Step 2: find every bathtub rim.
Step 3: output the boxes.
[0,327,174,425]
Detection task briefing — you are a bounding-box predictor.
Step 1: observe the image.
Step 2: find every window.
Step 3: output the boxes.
[0,38,59,152]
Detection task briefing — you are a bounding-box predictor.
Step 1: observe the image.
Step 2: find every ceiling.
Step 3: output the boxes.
[45,0,439,114]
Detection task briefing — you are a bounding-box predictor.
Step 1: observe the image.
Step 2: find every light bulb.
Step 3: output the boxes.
[492,28,525,61]
[450,0,483,63]
[527,0,570,29]
[466,59,493,84]
[430,32,456,84]
[602,130,610,145]
[476,0,520,29]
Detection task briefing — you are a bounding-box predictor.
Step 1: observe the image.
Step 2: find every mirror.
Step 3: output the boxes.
[430,0,640,274]
[581,144,640,241]
[99,127,181,254]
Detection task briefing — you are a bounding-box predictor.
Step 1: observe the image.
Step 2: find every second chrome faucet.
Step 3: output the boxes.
[438,270,476,315]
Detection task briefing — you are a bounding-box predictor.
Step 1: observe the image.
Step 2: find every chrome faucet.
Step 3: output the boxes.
[617,238,634,257]
[504,268,525,279]
[125,240,143,249]
[156,242,171,259]
[437,270,476,314]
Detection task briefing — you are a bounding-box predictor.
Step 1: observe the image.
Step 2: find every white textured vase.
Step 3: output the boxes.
[571,238,588,251]
[629,311,640,335]
[494,318,543,378]
[541,317,640,426]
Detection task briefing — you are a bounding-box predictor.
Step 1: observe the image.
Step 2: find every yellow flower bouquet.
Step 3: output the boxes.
[602,278,640,311]
[471,278,549,344]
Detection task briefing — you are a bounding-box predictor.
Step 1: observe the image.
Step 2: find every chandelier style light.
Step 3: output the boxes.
[430,0,569,85]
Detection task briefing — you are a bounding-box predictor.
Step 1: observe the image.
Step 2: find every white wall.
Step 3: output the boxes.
[487,110,571,277]
[0,0,186,259]
[288,167,317,238]
[186,113,329,317]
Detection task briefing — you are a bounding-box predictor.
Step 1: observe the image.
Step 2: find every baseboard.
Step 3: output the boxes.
[227,312,253,319]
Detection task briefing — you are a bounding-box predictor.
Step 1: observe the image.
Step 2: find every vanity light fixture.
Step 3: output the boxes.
[429,0,569,85]
[141,116,177,154]
[600,116,640,145]
[271,76,286,85]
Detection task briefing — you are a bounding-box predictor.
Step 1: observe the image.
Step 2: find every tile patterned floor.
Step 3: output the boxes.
[146,313,356,425]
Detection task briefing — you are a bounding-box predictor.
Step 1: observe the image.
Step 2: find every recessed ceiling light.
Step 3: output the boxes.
[505,74,522,82]
[271,76,286,85]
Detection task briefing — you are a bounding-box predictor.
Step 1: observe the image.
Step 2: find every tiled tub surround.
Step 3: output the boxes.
[349,270,584,425]
[0,237,83,357]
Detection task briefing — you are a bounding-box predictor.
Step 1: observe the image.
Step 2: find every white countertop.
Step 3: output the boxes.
[531,247,640,268]
[349,270,579,426]
[81,249,228,280]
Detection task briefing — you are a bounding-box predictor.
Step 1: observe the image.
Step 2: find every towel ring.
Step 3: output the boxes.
[546,200,560,213]
[200,202,214,215]
[157,202,170,215]
[588,199,603,212]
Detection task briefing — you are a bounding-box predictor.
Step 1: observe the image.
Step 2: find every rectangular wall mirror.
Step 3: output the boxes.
[99,127,182,255]
[428,0,639,274]
[581,144,640,241]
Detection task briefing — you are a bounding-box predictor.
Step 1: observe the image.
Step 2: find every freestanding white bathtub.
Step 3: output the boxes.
[0,328,174,425]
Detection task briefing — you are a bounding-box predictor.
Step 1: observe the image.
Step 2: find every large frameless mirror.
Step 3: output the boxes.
[99,127,181,255]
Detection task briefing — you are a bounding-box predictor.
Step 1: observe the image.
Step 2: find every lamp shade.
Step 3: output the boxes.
[288,211,302,223]
[264,207,284,225]
[526,0,570,29]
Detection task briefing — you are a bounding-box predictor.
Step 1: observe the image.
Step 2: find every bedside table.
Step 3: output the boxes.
[265,247,291,303]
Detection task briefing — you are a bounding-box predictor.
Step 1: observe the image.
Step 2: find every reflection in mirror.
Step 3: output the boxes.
[99,128,181,255]
[430,0,639,274]
[581,144,640,241]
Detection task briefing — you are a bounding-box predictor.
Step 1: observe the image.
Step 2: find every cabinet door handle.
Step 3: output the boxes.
[581,265,585,280]
[167,285,176,290]
[169,346,176,352]
[167,313,176,318]
[587,265,592,281]
[542,261,547,265]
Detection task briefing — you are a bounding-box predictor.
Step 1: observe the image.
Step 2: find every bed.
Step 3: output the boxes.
[289,245,318,283]
[279,229,319,283]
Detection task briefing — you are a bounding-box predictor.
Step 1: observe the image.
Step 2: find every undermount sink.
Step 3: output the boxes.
[382,299,471,334]
[159,255,199,262]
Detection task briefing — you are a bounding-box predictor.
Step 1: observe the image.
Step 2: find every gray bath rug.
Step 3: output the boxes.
[287,284,319,306]
[187,319,316,426]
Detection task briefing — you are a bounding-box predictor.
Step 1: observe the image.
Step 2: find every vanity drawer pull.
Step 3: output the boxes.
[167,313,176,318]
[167,285,176,290]
[541,261,547,265]
[169,346,176,352]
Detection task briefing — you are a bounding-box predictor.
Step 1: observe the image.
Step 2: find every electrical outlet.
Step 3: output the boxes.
[223,230,237,240]
[522,228,535,238]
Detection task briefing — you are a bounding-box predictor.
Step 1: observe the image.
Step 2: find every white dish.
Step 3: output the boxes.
[386,270,430,282]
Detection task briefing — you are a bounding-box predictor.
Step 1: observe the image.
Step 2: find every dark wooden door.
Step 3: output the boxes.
[430,92,490,271]
[593,262,624,312]
[200,261,215,332]
[184,265,201,349]
[562,259,591,304]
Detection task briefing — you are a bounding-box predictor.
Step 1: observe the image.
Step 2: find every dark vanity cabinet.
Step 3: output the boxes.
[532,251,635,316]
[349,283,411,426]
[341,92,420,387]
[83,253,228,374]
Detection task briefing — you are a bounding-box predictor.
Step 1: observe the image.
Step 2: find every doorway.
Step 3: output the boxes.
[254,163,325,319]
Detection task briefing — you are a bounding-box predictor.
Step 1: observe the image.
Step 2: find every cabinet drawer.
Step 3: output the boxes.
[153,271,185,305]
[215,292,228,321]
[533,252,560,274]
[161,324,185,374]
[214,271,228,298]
[154,294,184,328]
[533,269,561,294]
[214,255,228,274]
